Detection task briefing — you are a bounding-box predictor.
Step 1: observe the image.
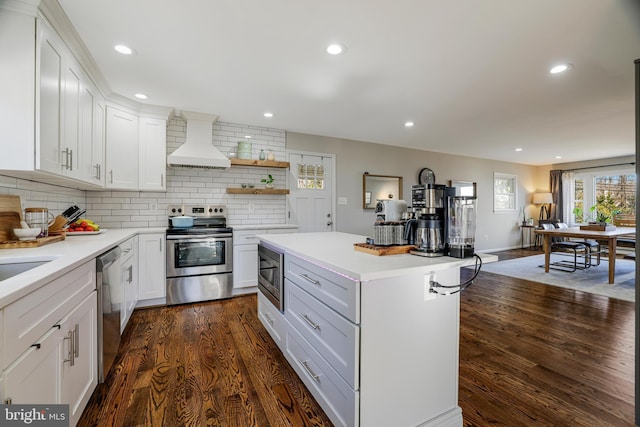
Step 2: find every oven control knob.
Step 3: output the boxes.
[171,208,176,213]
[208,208,213,213]
[177,208,182,213]
[214,208,218,213]
[220,208,224,212]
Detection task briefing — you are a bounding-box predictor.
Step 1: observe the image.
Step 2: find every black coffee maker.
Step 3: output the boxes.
[405,184,452,257]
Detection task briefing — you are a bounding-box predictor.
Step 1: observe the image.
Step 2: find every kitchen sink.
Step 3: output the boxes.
[0,256,59,282]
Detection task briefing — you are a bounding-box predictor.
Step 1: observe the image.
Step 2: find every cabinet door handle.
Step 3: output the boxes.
[74,324,80,358]
[161,173,164,187]
[109,170,113,184]
[95,163,101,180]
[128,265,133,283]
[300,273,320,285]
[299,359,320,382]
[264,312,274,325]
[68,149,73,171]
[63,330,75,366]
[300,313,320,330]
[61,148,70,169]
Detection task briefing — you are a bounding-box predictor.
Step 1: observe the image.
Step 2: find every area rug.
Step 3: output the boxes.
[475,254,636,302]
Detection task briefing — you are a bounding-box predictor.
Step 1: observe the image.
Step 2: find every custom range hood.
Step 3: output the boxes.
[167,111,231,169]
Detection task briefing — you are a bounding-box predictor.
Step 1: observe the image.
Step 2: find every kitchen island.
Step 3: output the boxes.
[256,232,497,427]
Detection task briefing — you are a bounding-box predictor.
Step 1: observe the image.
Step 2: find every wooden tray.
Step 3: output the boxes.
[579,224,616,231]
[354,243,414,256]
[0,233,65,249]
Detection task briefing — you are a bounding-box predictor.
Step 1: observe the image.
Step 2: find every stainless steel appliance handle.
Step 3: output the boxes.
[166,235,232,241]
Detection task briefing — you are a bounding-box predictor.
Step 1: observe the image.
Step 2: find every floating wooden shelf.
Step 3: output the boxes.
[230,158,290,168]
[227,188,290,195]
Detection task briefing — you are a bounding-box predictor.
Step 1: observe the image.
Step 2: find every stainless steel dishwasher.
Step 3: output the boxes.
[96,245,122,383]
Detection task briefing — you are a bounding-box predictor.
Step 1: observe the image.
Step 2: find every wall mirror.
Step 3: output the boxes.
[363,173,403,209]
[449,180,477,197]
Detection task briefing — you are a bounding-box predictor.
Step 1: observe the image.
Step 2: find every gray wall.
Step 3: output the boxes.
[287,132,548,251]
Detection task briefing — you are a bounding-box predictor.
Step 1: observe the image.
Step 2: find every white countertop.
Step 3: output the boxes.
[231,224,299,231]
[256,232,497,282]
[0,227,165,308]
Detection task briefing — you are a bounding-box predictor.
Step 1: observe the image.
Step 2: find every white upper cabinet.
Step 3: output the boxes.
[37,20,64,174]
[138,117,166,191]
[0,5,168,191]
[106,106,139,190]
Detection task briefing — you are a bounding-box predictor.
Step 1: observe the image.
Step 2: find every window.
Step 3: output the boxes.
[563,168,636,224]
[494,173,517,212]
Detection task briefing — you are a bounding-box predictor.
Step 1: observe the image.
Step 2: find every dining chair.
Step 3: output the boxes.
[541,223,589,272]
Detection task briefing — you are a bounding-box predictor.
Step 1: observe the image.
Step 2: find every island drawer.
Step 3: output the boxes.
[3,260,96,368]
[285,324,358,427]
[285,279,359,388]
[257,290,285,345]
[285,255,359,323]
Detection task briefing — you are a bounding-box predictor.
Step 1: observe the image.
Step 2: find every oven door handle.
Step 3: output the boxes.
[166,235,231,242]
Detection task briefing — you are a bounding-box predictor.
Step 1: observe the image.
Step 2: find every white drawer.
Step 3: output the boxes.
[257,291,285,345]
[120,237,135,261]
[285,325,358,427]
[286,255,359,323]
[233,229,267,245]
[286,279,359,388]
[3,260,96,368]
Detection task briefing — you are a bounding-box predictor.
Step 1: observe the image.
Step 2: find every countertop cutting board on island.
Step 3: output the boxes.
[353,243,414,255]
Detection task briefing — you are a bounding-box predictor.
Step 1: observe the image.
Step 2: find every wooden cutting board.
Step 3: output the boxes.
[0,233,65,249]
[353,243,415,256]
[0,195,22,220]
[0,211,22,242]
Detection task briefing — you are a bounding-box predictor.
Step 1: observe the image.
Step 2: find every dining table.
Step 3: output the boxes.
[535,226,636,284]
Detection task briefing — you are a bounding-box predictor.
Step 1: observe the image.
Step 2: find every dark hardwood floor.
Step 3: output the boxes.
[79,248,635,426]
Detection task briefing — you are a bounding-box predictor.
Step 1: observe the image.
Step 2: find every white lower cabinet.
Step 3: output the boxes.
[1,260,97,426]
[4,326,60,405]
[137,233,166,302]
[60,292,97,426]
[233,227,297,292]
[120,236,138,333]
[257,291,286,345]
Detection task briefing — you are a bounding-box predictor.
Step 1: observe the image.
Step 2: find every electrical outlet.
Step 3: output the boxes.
[424,273,436,301]
[338,197,348,205]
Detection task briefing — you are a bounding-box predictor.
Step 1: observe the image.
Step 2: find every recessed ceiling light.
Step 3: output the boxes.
[134,93,147,99]
[404,121,414,127]
[549,64,573,74]
[555,155,563,159]
[114,44,134,55]
[263,112,274,118]
[244,135,252,139]
[515,148,523,152]
[326,43,346,55]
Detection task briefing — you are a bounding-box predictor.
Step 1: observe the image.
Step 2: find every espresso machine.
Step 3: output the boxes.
[405,184,477,258]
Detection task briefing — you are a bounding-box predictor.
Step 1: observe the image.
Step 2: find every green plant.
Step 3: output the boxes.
[261,174,274,185]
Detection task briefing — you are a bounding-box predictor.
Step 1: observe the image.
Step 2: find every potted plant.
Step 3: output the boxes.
[261,174,274,189]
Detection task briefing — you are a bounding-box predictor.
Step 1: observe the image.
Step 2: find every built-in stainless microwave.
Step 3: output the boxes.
[257,243,284,312]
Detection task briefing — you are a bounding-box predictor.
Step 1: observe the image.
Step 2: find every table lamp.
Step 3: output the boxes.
[533,192,553,221]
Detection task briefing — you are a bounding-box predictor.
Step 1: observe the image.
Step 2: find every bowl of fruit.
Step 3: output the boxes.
[66,219,102,234]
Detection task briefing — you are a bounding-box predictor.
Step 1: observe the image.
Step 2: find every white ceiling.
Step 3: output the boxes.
[57,0,640,166]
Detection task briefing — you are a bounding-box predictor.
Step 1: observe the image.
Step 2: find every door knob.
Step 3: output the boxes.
[326,221,333,226]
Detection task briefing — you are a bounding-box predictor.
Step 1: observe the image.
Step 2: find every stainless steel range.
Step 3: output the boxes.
[166,205,233,305]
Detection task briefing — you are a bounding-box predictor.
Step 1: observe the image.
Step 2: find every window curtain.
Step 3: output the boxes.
[550,169,563,221]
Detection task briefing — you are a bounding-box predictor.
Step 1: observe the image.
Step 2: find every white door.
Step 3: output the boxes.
[287,152,335,232]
